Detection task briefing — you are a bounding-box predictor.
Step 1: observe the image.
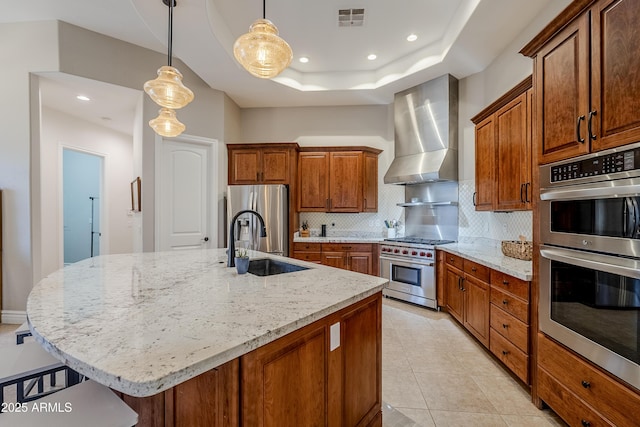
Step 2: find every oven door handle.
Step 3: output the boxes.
[627,197,639,238]
[540,182,640,201]
[540,245,640,279]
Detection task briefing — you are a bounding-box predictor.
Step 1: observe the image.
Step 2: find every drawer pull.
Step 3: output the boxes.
[449,257,454,262]
[502,299,508,305]
[502,280,509,285]
[502,350,509,356]
[471,267,477,272]
[581,420,591,427]
[581,380,591,389]
[502,324,508,329]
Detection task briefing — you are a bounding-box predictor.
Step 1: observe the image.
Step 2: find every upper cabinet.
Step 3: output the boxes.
[521,0,640,164]
[472,78,532,211]
[227,143,299,185]
[297,147,381,213]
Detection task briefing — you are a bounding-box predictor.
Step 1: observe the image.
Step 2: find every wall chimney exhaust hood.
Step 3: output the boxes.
[384,74,459,184]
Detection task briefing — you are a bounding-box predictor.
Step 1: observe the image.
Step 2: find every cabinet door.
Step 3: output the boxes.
[298,152,330,211]
[535,13,590,164]
[444,265,464,323]
[474,116,495,211]
[349,252,373,275]
[322,251,348,270]
[261,148,290,183]
[329,152,362,212]
[495,92,530,211]
[229,149,261,184]
[362,152,378,213]
[590,0,640,152]
[463,275,490,348]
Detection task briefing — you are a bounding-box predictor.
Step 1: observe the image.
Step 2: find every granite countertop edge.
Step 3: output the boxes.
[436,242,533,281]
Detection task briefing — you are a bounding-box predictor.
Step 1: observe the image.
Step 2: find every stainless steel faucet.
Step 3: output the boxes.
[228,209,267,267]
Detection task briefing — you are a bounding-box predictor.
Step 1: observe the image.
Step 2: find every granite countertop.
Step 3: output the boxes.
[436,242,533,281]
[26,249,386,397]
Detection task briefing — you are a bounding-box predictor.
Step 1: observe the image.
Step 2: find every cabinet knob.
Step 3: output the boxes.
[581,380,591,389]
[502,350,509,356]
[502,299,508,305]
[471,267,477,272]
[581,420,591,427]
[502,324,508,329]
[502,280,509,285]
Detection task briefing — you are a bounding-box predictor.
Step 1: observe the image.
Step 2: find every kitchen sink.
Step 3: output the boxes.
[247,259,310,276]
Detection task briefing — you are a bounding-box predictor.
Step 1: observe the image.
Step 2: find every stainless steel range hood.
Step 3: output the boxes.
[384,74,459,184]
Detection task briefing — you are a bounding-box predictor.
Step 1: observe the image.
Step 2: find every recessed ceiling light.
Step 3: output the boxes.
[367,54,377,61]
[76,95,90,101]
[299,56,309,63]
[407,34,418,42]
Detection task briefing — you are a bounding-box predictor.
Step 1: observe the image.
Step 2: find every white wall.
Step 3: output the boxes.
[39,107,134,277]
[240,105,405,235]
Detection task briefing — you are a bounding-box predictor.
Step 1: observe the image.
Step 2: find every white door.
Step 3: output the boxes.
[157,137,215,251]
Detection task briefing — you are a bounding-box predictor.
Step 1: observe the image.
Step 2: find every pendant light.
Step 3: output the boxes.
[233,0,293,79]
[145,0,194,137]
[149,108,186,138]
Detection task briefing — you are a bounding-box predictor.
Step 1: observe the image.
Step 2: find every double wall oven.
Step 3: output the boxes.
[380,238,454,309]
[539,141,640,390]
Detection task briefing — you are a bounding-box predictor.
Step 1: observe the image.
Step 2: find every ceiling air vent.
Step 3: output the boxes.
[338,8,365,27]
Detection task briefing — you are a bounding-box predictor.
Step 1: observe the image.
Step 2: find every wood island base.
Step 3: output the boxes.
[116,292,382,427]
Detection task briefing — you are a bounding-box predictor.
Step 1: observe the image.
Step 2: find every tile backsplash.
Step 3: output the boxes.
[299,179,532,243]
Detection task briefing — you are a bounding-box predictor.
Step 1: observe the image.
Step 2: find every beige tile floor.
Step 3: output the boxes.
[1,299,567,426]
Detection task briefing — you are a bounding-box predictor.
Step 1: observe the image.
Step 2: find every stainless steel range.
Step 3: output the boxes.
[380,237,454,309]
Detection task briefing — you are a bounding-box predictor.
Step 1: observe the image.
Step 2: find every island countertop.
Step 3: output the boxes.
[26,249,386,397]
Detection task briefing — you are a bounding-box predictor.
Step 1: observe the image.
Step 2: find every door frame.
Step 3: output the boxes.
[154,134,219,252]
[59,144,108,267]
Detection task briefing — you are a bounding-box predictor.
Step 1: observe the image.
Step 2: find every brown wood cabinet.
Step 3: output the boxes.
[522,0,640,164]
[443,253,490,348]
[537,333,640,427]
[118,293,382,427]
[472,78,532,211]
[292,242,378,276]
[227,143,298,185]
[297,147,381,213]
[489,270,531,384]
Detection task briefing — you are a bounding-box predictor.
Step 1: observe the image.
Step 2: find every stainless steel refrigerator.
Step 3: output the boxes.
[226,185,289,257]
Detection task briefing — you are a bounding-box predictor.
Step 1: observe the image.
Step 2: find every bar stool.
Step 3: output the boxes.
[14,322,33,345]
[0,342,78,406]
[0,379,138,426]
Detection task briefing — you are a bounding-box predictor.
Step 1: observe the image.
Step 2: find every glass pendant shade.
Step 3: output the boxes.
[149,108,186,137]
[233,19,293,79]
[144,65,194,109]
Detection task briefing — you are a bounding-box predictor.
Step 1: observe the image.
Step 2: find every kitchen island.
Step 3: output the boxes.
[26,249,386,426]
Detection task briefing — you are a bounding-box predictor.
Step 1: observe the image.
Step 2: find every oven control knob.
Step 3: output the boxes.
[419,252,426,256]
[411,251,417,256]
[394,249,400,253]
[402,250,408,254]
[426,252,433,258]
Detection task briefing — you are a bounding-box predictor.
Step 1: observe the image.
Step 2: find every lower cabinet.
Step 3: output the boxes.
[118,293,382,427]
[293,242,378,276]
[441,250,531,384]
[443,254,490,347]
[537,333,640,427]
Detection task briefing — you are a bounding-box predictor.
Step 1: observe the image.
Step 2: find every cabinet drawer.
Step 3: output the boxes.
[490,270,529,302]
[322,243,372,252]
[490,287,528,323]
[538,368,614,427]
[292,252,322,262]
[538,334,640,427]
[490,304,529,353]
[444,253,463,270]
[489,328,528,384]
[293,242,322,252]
[463,259,490,282]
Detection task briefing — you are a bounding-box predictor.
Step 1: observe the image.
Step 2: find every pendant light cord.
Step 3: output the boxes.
[263,0,266,19]
[168,0,174,66]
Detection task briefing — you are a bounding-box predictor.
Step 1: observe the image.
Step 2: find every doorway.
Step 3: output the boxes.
[63,148,103,264]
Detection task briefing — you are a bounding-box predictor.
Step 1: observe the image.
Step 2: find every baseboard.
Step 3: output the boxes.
[1,310,27,325]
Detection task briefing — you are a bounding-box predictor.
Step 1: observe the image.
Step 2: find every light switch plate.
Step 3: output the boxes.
[330,322,340,351]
